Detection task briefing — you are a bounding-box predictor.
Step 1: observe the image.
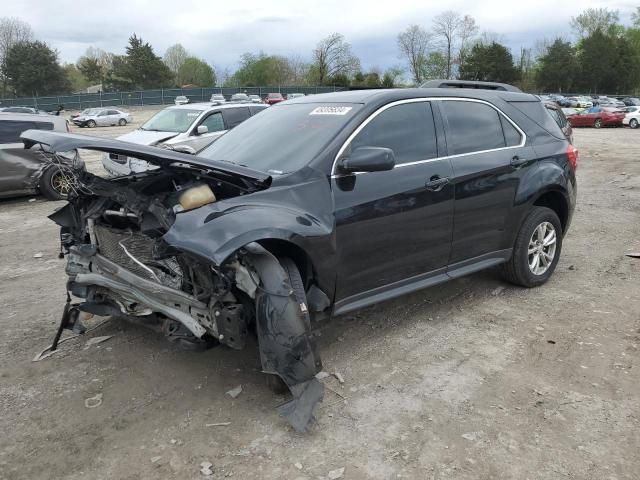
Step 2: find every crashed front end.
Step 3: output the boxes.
[25,130,324,432]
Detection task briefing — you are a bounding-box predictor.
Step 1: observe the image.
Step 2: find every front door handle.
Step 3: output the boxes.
[425,175,450,191]
[510,155,528,168]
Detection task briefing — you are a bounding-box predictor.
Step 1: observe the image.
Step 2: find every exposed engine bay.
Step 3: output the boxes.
[56,170,258,350]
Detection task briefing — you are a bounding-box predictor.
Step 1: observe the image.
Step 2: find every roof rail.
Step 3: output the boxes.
[420,79,522,93]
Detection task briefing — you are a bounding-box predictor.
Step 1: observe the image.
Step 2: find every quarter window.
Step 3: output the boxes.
[441,101,506,155]
[500,115,523,147]
[349,102,438,165]
[222,107,251,129]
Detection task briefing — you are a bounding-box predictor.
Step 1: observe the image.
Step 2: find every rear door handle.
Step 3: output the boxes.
[510,155,528,168]
[425,176,450,191]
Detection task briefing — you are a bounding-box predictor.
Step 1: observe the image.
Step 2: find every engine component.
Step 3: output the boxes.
[178,184,216,211]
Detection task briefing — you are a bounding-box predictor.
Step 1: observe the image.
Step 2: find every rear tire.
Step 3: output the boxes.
[594,119,602,129]
[500,207,563,288]
[39,166,73,200]
[630,118,639,129]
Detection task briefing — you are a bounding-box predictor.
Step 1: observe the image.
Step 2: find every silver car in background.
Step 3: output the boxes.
[174,95,190,105]
[101,102,268,175]
[72,108,131,128]
[210,94,226,103]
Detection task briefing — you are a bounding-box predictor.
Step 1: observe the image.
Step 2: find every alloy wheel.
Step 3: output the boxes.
[528,222,557,276]
[50,170,72,197]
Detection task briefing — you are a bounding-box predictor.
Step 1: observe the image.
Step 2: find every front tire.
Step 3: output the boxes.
[263,256,309,394]
[87,120,96,128]
[500,207,563,287]
[118,118,127,126]
[594,119,602,129]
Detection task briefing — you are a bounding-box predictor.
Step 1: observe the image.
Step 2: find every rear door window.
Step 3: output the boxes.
[440,101,506,155]
[0,120,38,143]
[349,102,438,165]
[222,107,251,129]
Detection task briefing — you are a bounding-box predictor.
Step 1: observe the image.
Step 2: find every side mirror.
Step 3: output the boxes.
[341,146,395,173]
[196,125,208,135]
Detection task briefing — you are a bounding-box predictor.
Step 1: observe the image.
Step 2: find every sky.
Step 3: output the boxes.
[4,0,639,75]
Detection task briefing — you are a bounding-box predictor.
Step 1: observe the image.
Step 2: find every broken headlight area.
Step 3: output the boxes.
[50,168,323,432]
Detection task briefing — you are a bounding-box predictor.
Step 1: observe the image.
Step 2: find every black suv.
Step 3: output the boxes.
[24,82,577,432]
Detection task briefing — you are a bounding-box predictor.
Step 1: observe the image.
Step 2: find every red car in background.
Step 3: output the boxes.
[566,106,625,128]
[265,92,284,105]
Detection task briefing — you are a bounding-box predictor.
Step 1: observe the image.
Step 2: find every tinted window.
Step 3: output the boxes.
[500,115,523,146]
[222,107,251,129]
[199,103,362,174]
[349,102,437,165]
[249,105,268,115]
[508,100,565,139]
[545,107,566,129]
[0,120,52,143]
[441,101,505,155]
[200,112,225,132]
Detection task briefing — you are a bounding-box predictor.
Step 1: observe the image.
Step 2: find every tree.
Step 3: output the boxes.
[432,11,463,79]
[382,67,403,88]
[312,33,360,85]
[397,25,431,84]
[5,40,70,96]
[576,29,617,92]
[163,43,189,77]
[458,41,520,84]
[108,34,173,90]
[227,52,294,86]
[77,47,113,85]
[62,64,90,92]
[77,56,102,84]
[0,17,33,96]
[571,8,619,39]
[421,52,448,80]
[177,57,215,86]
[536,39,577,92]
[457,15,479,73]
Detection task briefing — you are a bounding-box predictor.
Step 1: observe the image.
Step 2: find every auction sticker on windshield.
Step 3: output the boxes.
[309,106,352,115]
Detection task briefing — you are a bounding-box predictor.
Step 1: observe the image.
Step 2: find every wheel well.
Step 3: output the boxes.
[533,191,568,232]
[256,239,314,288]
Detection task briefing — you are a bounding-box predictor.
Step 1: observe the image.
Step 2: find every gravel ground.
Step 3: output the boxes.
[0,117,639,480]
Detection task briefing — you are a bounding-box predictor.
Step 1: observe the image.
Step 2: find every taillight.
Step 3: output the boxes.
[567,144,578,171]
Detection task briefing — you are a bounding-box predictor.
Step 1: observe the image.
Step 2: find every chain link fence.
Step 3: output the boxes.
[0,86,347,112]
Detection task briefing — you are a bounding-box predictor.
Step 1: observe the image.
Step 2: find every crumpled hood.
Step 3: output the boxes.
[117,129,179,146]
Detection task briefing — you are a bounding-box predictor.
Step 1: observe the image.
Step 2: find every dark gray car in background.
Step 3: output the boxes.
[0,112,83,200]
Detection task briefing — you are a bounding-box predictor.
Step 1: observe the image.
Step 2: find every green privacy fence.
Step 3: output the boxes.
[0,86,347,112]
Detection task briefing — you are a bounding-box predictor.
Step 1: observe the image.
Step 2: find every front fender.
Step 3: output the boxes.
[164,204,332,264]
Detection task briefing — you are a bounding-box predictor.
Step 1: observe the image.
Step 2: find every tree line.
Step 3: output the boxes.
[1,7,640,98]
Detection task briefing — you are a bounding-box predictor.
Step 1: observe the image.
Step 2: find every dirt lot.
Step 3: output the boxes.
[1,114,639,479]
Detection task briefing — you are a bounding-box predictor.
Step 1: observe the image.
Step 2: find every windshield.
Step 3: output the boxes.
[199,103,361,174]
[140,108,201,133]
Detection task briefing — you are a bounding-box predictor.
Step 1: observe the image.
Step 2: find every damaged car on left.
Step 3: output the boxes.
[0,112,83,200]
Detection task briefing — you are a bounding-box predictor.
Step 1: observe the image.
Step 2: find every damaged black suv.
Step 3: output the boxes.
[24,83,577,432]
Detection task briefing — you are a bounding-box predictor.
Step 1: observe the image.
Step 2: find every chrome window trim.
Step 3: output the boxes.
[331,97,527,177]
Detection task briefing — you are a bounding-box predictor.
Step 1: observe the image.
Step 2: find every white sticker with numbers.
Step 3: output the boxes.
[309,106,352,116]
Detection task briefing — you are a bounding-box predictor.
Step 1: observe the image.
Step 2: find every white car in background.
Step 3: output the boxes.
[623,107,640,128]
[210,94,226,103]
[248,94,262,103]
[174,95,190,105]
[71,108,131,128]
[101,102,268,175]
